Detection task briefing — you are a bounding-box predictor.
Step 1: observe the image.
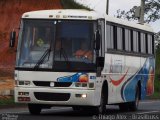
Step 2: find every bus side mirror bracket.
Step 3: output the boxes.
[96,57,104,68]
[96,57,104,77]
[9,30,16,48]
[95,30,100,51]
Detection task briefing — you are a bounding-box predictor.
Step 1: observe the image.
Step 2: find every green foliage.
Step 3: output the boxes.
[60,0,90,10]
[153,47,160,98]
[148,91,160,99]
[0,97,14,105]
[155,32,160,48]
[116,0,160,23]
[155,48,160,75]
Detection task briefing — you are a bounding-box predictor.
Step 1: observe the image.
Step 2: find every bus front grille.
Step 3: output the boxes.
[34,92,70,101]
[33,81,72,87]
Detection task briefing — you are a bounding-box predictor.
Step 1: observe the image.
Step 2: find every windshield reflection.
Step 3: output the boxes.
[17,20,96,72]
[17,20,54,69]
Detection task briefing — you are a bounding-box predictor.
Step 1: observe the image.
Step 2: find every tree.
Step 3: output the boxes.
[116,0,160,23]
[155,31,160,48]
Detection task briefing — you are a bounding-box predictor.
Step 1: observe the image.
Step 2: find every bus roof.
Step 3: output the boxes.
[105,15,154,33]
[22,9,154,33]
[22,9,103,20]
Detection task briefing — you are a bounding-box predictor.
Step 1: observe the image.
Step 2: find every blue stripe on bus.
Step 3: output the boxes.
[122,57,155,102]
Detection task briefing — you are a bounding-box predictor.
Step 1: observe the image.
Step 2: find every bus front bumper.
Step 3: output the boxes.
[14,87,99,106]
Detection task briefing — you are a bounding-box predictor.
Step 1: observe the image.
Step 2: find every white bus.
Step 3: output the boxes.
[10,9,155,114]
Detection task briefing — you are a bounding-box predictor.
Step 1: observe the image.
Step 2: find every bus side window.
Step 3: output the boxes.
[145,33,148,54]
[106,24,112,50]
[117,27,122,50]
[113,26,117,50]
[141,33,146,54]
[125,29,131,52]
[138,32,141,53]
[148,34,153,54]
[130,30,133,52]
[152,35,155,54]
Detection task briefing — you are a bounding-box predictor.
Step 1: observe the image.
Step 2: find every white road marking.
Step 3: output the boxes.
[140,100,160,104]
[0,111,28,114]
[0,107,72,114]
[137,111,160,114]
[42,107,72,112]
[1,105,160,115]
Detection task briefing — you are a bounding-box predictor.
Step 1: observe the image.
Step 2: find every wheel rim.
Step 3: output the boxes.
[135,88,139,108]
[98,94,106,113]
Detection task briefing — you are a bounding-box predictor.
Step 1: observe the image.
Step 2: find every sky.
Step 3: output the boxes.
[76,0,160,33]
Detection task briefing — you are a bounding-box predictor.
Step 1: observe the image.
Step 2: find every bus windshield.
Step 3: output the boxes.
[16,19,96,72]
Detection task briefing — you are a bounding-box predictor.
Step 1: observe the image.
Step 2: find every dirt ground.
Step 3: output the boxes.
[0,77,14,91]
[0,77,14,99]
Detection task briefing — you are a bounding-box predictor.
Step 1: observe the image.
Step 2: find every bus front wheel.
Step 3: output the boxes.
[28,104,42,115]
[72,106,81,111]
[95,92,107,114]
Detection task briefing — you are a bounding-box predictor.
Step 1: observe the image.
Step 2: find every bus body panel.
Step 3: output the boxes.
[14,71,103,106]
[15,87,98,106]
[16,71,96,82]
[14,9,155,109]
[102,53,155,104]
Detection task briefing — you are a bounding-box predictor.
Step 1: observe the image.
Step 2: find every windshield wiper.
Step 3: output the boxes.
[53,41,71,69]
[60,47,70,62]
[34,48,51,70]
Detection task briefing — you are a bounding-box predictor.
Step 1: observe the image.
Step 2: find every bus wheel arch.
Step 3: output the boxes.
[119,81,141,111]
[101,80,108,105]
[128,81,141,111]
[137,80,141,100]
[95,80,108,114]
[28,104,42,115]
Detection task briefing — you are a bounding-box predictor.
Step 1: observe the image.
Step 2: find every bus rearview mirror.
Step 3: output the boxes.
[95,30,100,50]
[9,31,16,48]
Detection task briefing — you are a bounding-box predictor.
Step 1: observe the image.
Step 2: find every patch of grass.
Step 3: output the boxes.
[154,78,160,93]
[148,91,160,99]
[0,96,27,107]
[153,48,160,99]
[0,96,14,105]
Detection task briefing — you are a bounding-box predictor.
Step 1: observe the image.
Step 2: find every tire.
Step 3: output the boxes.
[129,85,140,111]
[95,92,107,114]
[28,104,42,115]
[119,103,129,111]
[72,106,81,111]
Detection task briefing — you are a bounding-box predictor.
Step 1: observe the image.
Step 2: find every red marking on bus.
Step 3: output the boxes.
[109,69,129,86]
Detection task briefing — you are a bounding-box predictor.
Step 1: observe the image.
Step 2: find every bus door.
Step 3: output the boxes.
[94,19,105,104]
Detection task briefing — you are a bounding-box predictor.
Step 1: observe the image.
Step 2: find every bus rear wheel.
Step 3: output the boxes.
[119,103,129,111]
[119,85,140,111]
[28,104,42,115]
[72,106,81,111]
[129,85,140,111]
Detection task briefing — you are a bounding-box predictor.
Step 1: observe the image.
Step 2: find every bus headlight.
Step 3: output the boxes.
[82,94,87,98]
[18,92,29,96]
[75,82,94,88]
[88,83,94,88]
[15,81,31,86]
[75,94,87,98]
[24,81,31,85]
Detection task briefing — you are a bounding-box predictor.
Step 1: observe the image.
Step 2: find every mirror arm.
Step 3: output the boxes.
[9,30,16,48]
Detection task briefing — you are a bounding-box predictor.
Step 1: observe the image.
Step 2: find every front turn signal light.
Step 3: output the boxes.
[79,74,88,82]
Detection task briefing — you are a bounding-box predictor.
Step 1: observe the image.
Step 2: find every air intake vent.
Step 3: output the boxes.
[33,81,72,87]
[34,92,70,101]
